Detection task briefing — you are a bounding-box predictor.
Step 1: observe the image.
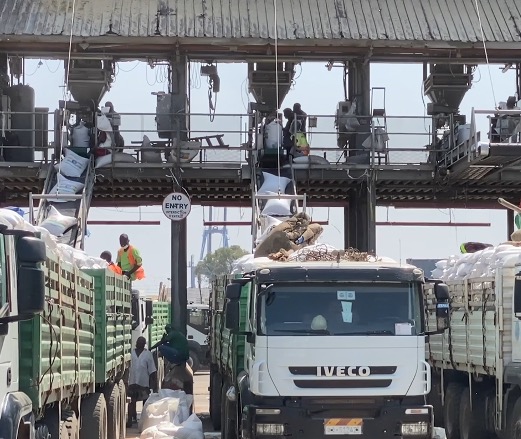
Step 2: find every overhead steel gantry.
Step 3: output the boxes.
[1,0,521,331]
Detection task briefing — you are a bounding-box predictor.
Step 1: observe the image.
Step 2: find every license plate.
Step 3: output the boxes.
[324,418,363,435]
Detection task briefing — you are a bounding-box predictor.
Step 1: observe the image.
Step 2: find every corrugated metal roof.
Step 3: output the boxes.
[0,0,520,44]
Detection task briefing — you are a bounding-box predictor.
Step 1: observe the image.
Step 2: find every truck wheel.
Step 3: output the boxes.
[64,412,80,439]
[79,393,108,439]
[444,382,465,439]
[507,398,521,438]
[104,383,121,439]
[118,380,127,439]
[221,382,237,439]
[210,371,222,430]
[189,350,200,373]
[459,388,488,439]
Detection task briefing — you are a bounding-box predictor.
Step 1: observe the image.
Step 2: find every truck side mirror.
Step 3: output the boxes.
[434,283,450,332]
[16,236,46,316]
[145,299,154,319]
[131,295,139,327]
[225,283,242,300]
[225,299,240,332]
[514,271,521,319]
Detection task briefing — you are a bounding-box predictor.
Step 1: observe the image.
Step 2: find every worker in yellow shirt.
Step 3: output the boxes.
[117,234,145,281]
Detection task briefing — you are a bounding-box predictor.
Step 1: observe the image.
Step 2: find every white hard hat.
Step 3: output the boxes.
[311,315,327,331]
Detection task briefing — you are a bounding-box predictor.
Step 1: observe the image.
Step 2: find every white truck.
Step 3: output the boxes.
[187,303,210,372]
[425,244,521,439]
[209,256,451,439]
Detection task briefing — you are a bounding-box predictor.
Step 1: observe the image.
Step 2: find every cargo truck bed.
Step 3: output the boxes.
[19,251,95,409]
[425,267,514,377]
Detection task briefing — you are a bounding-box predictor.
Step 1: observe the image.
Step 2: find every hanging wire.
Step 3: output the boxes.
[57,0,78,184]
[473,0,497,109]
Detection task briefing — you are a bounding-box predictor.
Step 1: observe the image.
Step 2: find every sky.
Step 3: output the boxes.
[19,58,517,293]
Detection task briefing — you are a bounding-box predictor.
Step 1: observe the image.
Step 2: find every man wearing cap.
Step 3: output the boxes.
[117,234,145,281]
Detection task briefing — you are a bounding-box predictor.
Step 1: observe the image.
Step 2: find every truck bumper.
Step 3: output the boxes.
[242,398,433,439]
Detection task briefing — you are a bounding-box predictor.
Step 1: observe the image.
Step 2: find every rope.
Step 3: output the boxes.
[268,244,378,262]
[473,0,497,109]
[56,0,78,192]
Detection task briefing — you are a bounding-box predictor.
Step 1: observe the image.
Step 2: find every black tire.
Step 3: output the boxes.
[210,371,222,431]
[507,398,521,439]
[189,350,200,373]
[80,393,108,439]
[64,411,80,439]
[221,382,237,439]
[459,388,488,439]
[104,383,120,439]
[118,380,127,439]
[444,382,465,439]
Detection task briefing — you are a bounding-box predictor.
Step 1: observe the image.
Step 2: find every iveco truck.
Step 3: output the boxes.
[208,257,450,439]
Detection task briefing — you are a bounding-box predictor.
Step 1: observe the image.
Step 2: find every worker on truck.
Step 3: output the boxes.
[150,324,189,365]
[117,234,145,281]
[99,250,122,274]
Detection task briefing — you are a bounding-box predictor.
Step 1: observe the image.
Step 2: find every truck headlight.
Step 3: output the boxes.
[256,423,285,435]
[401,422,429,436]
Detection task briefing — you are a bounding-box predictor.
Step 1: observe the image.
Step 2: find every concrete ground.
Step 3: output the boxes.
[126,370,218,438]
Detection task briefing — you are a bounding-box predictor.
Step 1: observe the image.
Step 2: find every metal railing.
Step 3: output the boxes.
[0,110,453,169]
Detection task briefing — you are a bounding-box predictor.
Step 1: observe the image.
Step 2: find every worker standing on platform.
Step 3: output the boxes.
[293,103,308,133]
[127,336,157,427]
[104,101,125,151]
[100,251,122,274]
[117,234,146,281]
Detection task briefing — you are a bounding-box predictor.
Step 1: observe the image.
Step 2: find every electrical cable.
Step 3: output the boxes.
[473,0,497,109]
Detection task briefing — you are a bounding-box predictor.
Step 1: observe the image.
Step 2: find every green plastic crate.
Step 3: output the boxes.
[19,253,95,410]
[84,268,132,384]
[148,301,171,348]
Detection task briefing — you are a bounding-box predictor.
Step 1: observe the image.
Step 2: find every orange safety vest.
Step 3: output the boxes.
[108,263,123,275]
[117,245,146,280]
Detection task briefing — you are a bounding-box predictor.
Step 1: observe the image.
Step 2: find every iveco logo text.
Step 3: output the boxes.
[316,366,371,377]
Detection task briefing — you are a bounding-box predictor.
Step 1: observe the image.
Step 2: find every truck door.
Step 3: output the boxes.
[0,234,17,397]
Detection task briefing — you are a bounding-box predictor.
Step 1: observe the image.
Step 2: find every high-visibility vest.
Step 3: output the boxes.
[108,263,122,275]
[118,246,145,280]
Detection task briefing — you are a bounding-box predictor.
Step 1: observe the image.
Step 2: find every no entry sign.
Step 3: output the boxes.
[162,192,192,221]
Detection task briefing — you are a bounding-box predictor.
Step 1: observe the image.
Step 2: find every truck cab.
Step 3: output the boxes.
[209,259,450,439]
[0,225,47,439]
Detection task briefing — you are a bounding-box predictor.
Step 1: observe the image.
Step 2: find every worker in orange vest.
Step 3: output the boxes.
[117,234,146,281]
[100,251,123,275]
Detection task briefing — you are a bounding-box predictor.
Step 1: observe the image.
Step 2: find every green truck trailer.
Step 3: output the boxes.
[0,224,135,439]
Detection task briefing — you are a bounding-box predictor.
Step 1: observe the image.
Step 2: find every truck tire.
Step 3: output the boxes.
[118,380,127,439]
[79,393,108,439]
[64,412,80,439]
[189,350,200,373]
[444,382,465,439]
[104,383,121,439]
[507,398,521,438]
[221,382,237,439]
[210,371,222,431]
[459,388,488,439]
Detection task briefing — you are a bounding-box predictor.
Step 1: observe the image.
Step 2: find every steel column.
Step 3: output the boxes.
[344,178,376,253]
[507,208,515,241]
[169,55,189,336]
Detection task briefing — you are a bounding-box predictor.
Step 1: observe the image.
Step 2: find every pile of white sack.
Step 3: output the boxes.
[431,244,521,281]
[139,389,203,439]
[0,208,108,271]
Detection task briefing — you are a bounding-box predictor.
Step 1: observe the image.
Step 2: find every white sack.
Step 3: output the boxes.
[261,192,292,216]
[264,120,283,149]
[72,121,90,149]
[172,415,203,439]
[55,148,90,178]
[141,135,163,163]
[39,206,77,237]
[258,172,290,195]
[95,152,137,168]
[48,174,85,202]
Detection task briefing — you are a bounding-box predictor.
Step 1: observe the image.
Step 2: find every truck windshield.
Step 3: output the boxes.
[257,283,422,336]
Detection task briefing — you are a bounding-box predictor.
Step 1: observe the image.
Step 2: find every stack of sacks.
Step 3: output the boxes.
[0,208,36,232]
[139,389,202,439]
[257,172,293,217]
[231,254,272,274]
[432,244,521,281]
[256,215,282,246]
